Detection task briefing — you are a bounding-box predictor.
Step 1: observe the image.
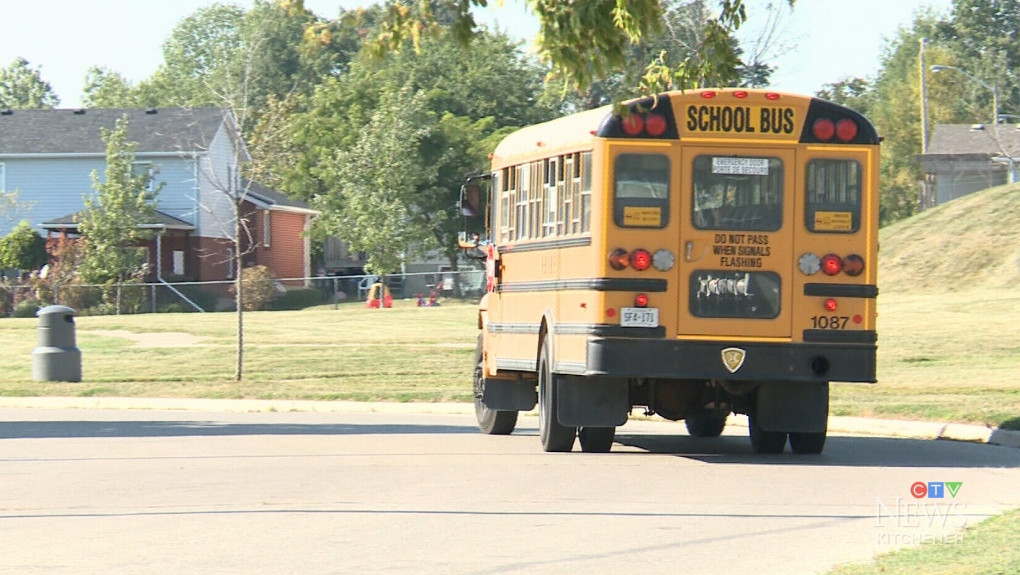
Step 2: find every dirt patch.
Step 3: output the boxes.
[86,330,206,348]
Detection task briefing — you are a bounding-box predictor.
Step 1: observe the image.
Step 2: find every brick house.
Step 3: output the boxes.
[0,107,317,288]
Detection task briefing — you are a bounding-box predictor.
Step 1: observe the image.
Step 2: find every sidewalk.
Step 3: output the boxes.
[1,396,1018,449]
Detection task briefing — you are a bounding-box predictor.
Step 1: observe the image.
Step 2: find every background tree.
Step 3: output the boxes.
[312,87,438,274]
[278,25,549,280]
[305,0,793,95]
[0,57,59,109]
[77,116,161,310]
[939,0,1020,118]
[82,67,143,108]
[0,220,47,273]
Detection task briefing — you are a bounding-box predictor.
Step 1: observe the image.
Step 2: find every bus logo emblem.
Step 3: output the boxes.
[721,347,746,373]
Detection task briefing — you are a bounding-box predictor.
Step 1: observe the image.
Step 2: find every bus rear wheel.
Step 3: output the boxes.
[539,338,576,452]
[748,416,787,454]
[473,335,517,435]
[578,427,615,453]
[789,430,827,454]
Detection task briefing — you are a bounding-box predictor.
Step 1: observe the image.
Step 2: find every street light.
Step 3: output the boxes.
[930,64,999,126]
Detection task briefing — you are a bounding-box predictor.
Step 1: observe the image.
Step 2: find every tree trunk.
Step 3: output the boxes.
[235,211,244,381]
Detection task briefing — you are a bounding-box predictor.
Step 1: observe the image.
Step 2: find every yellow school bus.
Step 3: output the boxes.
[461,89,879,454]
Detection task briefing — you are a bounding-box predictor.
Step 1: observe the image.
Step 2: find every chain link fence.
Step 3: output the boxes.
[0,268,486,317]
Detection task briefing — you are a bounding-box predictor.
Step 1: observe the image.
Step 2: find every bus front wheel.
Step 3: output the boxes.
[473,335,518,435]
[539,338,576,452]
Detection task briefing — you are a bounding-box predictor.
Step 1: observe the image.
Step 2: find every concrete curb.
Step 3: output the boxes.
[1,396,1018,449]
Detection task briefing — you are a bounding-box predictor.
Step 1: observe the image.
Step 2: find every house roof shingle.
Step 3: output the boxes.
[0,107,227,155]
[41,210,196,232]
[925,123,1020,158]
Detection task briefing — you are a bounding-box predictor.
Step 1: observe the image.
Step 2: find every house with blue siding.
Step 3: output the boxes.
[0,107,317,287]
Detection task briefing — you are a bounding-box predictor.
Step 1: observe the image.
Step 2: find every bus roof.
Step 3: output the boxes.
[490,89,878,166]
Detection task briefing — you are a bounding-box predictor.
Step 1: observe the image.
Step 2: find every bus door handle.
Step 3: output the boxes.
[684,240,706,262]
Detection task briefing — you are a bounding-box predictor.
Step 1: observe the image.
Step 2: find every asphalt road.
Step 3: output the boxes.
[1,406,1018,575]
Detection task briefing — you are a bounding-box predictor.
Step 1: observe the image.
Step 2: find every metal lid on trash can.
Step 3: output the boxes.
[37,305,76,316]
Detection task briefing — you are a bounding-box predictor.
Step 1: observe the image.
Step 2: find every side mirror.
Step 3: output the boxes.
[459,183,482,217]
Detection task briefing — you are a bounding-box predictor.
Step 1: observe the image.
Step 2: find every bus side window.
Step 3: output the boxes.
[613,153,670,228]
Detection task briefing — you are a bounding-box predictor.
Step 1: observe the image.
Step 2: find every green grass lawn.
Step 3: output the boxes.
[826,508,1020,575]
[1,289,1017,429]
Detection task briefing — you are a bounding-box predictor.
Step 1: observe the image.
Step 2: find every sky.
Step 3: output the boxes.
[0,0,955,108]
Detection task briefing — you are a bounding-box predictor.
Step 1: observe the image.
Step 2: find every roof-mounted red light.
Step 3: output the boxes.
[812,118,835,141]
[631,249,652,271]
[836,118,859,142]
[700,91,717,99]
[622,114,644,136]
[733,90,749,99]
[765,92,781,101]
[645,114,667,136]
[821,254,843,276]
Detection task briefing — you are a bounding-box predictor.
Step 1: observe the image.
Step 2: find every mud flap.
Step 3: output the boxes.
[756,381,829,433]
[482,378,537,411]
[556,375,629,427]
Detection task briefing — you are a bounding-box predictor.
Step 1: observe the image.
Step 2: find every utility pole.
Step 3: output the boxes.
[919,38,930,154]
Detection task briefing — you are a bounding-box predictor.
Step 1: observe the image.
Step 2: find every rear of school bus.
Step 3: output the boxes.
[473,89,879,455]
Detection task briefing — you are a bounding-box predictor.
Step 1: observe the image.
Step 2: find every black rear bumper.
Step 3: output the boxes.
[586,336,876,383]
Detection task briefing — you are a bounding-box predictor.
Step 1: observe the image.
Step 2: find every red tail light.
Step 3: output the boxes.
[821,254,843,276]
[635,293,649,308]
[824,298,838,312]
[630,249,652,271]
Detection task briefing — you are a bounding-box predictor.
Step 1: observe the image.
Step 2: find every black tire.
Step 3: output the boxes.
[789,431,827,455]
[685,411,727,437]
[538,338,576,452]
[748,415,787,454]
[473,335,517,435]
[578,426,615,453]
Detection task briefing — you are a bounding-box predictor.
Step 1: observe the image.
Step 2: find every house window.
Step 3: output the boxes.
[263,211,271,247]
[172,250,185,276]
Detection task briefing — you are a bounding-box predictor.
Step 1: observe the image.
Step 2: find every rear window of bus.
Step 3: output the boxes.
[692,155,783,231]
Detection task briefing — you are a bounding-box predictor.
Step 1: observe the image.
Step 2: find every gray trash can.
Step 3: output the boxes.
[32,305,82,382]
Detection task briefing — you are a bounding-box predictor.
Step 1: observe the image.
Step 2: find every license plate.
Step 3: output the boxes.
[620,307,659,328]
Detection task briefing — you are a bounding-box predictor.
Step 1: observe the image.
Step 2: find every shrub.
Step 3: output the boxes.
[272,288,324,310]
[13,299,42,318]
[229,265,277,311]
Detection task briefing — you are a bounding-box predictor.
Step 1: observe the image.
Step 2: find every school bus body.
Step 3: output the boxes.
[470,89,879,453]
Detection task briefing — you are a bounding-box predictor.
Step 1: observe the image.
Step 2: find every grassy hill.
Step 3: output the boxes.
[878,183,1020,292]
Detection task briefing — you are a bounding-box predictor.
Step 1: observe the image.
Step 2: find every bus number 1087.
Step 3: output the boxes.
[810,315,850,330]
